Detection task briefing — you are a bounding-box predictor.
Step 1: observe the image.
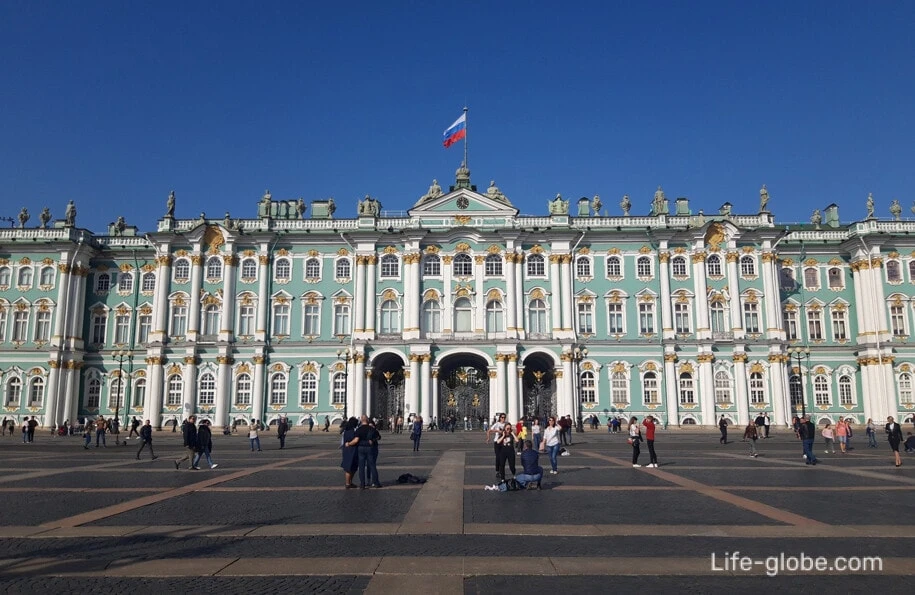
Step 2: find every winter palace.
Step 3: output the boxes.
[1,166,914,430]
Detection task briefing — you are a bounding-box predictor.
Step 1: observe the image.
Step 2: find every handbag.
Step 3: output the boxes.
[627,437,633,445]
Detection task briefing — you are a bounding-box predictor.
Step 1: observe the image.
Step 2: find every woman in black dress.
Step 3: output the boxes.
[886,416,904,468]
[340,417,359,488]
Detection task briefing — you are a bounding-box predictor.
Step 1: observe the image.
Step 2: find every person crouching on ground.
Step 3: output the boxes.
[516,440,543,489]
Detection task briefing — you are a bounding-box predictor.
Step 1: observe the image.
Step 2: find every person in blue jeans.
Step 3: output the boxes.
[798,415,818,465]
[541,416,562,474]
[516,440,543,489]
[410,416,423,452]
[350,416,381,488]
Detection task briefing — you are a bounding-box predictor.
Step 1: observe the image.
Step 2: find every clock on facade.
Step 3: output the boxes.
[456,196,469,209]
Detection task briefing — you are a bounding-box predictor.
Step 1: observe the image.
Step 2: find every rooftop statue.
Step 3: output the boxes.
[759,184,770,213]
[719,203,732,216]
[64,200,76,227]
[651,186,668,215]
[258,190,273,218]
[166,191,176,217]
[486,180,508,203]
[295,198,306,219]
[419,179,444,203]
[39,207,51,229]
[866,192,875,219]
[890,199,902,221]
[548,193,569,215]
[224,212,232,228]
[113,216,126,236]
[18,207,29,229]
[358,195,381,217]
[619,194,630,217]
[591,194,602,215]
[811,209,822,228]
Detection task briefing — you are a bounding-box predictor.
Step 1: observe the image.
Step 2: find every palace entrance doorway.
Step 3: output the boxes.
[437,354,490,430]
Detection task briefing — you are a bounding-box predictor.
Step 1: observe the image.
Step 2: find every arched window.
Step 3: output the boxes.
[235,374,252,405]
[828,267,843,289]
[576,256,591,277]
[95,272,110,292]
[206,256,222,280]
[789,375,803,410]
[838,375,853,406]
[198,372,216,405]
[581,370,596,403]
[486,300,504,333]
[804,267,819,289]
[5,377,21,406]
[740,255,756,277]
[749,372,765,404]
[335,258,350,279]
[203,304,220,335]
[173,259,190,282]
[142,272,156,292]
[610,371,627,405]
[0,267,10,286]
[453,253,473,276]
[422,254,441,276]
[527,254,545,276]
[642,372,658,404]
[379,299,400,334]
[380,254,399,278]
[118,272,133,293]
[166,375,183,406]
[332,372,346,404]
[305,258,321,280]
[274,258,291,281]
[887,260,902,282]
[484,254,503,277]
[813,374,830,406]
[40,266,55,286]
[714,371,732,404]
[270,373,287,406]
[679,373,695,404]
[86,378,101,409]
[453,297,473,332]
[671,256,688,277]
[606,256,622,277]
[241,258,258,280]
[636,256,652,277]
[421,300,441,335]
[300,373,317,405]
[900,373,914,404]
[706,254,722,277]
[528,298,548,335]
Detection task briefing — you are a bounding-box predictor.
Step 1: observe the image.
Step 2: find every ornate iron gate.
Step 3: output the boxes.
[525,370,556,419]
[439,366,489,428]
[371,370,404,429]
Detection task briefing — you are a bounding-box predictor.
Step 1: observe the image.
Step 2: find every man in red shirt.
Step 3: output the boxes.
[642,416,659,468]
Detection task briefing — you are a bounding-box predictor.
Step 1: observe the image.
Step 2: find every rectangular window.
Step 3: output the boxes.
[813,376,830,406]
[890,305,906,336]
[334,304,351,336]
[303,304,320,336]
[674,303,691,334]
[34,310,52,342]
[831,309,847,341]
[607,302,624,334]
[91,313,107,345]
[137,315,151,344]
[577,302,593,334]
[238,305,255,336]
[114,314,130,344]
[783,309,798,340]
[273,304,290,336]
[170,306,187,338]
[807,310,823,341]
[638,303,654,334]
[679,375,695,404]
[642,374,659,404]
[743,302,760,334]
[12,311,29,342]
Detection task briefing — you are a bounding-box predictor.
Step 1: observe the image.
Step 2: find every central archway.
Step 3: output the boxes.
[521,352,557,419]
[436,353,490,429]
[368,352,406,430]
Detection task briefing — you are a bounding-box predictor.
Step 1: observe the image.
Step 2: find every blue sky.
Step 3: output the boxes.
[1,1,914,229]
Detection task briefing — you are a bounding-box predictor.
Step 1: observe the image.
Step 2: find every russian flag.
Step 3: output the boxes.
[442,113,466,148]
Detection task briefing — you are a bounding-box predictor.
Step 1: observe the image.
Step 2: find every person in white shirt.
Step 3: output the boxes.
[541,417,562,474]
[486,413,507,479]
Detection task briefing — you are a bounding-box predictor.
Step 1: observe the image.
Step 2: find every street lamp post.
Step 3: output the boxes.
[791,346,811,419]
[112,349,129,445]
[337,349,351,422]
[571,346,588,433]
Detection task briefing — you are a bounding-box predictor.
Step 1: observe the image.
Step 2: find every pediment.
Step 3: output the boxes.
[409,188,518,218]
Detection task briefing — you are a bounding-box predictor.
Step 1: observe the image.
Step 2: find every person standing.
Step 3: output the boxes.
[763,412,771,438]
[349,416,379,489]
[277,416,289,449]
[368,419,382,488]
[822,422,835,454]
[516,440,543,489]
[866,418,878,448]
[340,417,359,488]
[26,416,38,443]
[248,423,261,452]
[531,418,542,452]
[174,415,198,469]
[718,415,728,444]
[744,420,759,458]
[835,418,849,454]
[885,416,904,467]
[83,419,93,449]
[21,420,28,444]
[308,416,314,432]
[410,416,423,452]
[95,417,107,447]
[845,418,854,451]
[128,417,141,439]
[754,413,765,442]
[798,415,818,465]
[496,424,517,480]
[323,416,330,432]
[192,420,218,469]
[541,416,562,475]
[486,414,507,476]
[136,419,157,460]
[642,415,659,467]
[629,416,642,467]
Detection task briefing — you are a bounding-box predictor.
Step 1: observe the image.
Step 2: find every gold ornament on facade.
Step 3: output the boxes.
[424,245,441,254]
[442,255,453,264]
[270,363,285,373]
[639,246,652,254]
[182,356,197,365]
[380,246,397,254]
[57,263,71,274]
[223,254,238,266]
[235,363,251,375]
[453,215,471,225]
[276,248,290,257]
[691,252,707,263]
[664,353,678,363]
[697,353,715,364]
[761,252,777,263]
[678,363,695,374]
[422,289,439,301]
[382,289,398,300]
[258,255,270,265]
[19,257,32,265]
[253,355,265,365]
[486,288,501,301]
[167,364,182,375]
[803,258,818,266]
[704,223,726,250]
[118,263,134,272]
[454,287,469,298]
[217,356,234,365]
[607,247,621,255]
[577,246,591,255]
[749,362,765,374]
[474,255,486,264]
[725,251,739,263]
[454,242,471,252]
[548,254,562,264]
[304,293,319,305]
[529,244,544,254]
[561,254,572,264]
[658,252,670,263]
[553,370,563,379]
[674,247,687,254]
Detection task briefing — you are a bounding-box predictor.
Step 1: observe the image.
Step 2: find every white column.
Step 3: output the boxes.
[432,369,440,423]
[252,354,266,424]
[365,255,377,337]
[216,356,231,428]
[495,355,507,416]
[61,364,77,426]
[354,354,366,417]
[474,255,486,332]
[420,354,431,416]
[698,356,715,425]
[693,252,710,340]
[761,252,780,340]
[146,357,164,427]
[658,253,673,339]
[187,253,203,341]
[151,256,172,343]
[52,262,71,347]
[561,254,574,334]
[442,256,453,332]
[514,254,526,339]
[182,356,197,416]
[220,254,237,342]
[407,355,420,416]
[664,355,679,425]
[507,354,520,420]
[255,254,269,341]
[733,354,749,425]
[46,362,61,426]
[549,255,562,333]
[353,256,366,334]
[769,354,787,426]
[505,253,518,337]
[726,252,743,338]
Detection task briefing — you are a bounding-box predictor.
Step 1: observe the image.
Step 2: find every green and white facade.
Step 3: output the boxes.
[2,169,914,429]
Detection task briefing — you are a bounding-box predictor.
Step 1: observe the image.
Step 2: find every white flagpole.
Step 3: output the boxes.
[463,106,469,169]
